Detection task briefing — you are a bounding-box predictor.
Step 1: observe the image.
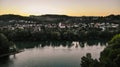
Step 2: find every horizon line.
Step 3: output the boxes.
[0,13,120,17]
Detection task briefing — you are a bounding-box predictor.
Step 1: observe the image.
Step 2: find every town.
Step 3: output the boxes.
[0,14,119,32]
[0,14,120,41]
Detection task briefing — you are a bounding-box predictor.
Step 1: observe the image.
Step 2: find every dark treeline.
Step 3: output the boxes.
[0,14,120,25]
[0,14,39,25]
[0,28,119,41]
[0,33,16,55]
[81,34,120,67]
[15,40,107,49]
[0,14,38,21]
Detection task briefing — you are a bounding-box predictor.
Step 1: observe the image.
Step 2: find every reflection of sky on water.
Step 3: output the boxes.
[0,41,107,67]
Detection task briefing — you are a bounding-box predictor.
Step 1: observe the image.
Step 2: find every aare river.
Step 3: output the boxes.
[0,41,107,67]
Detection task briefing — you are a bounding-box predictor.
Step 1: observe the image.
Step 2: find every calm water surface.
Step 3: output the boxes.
[0,41,107,67]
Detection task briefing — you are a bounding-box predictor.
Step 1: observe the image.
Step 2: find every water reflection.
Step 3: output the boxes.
[0,40,108,67]
[15,40,108,49]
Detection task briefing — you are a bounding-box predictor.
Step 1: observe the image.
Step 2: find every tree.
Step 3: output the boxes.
[0,33,15,54]
[81,53,100,67]
[0,33,10,54]
[100,34,120,67]
[81,34,120,67]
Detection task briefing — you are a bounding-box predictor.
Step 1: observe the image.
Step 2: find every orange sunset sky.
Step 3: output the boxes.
[0,0,120,16]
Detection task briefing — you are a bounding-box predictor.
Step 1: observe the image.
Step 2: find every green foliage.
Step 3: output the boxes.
[0,33,10,54]
[81,53,101,67]
[50,32,60,40]
[0,33,15,54]
[81,34,120,67]
[1,28,118,41]
[109,34,120,47]
[100,34,120,67]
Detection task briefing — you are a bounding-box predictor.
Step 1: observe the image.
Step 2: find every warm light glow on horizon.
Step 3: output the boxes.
[0,0,120,16]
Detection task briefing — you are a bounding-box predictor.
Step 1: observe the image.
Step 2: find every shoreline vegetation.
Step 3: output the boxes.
[1,29,119,41]
[81,34,120,67]
[0,50,23,58]
[0,33,23,58]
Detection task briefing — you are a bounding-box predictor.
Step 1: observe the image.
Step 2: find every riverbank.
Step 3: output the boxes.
[0,50,24,58]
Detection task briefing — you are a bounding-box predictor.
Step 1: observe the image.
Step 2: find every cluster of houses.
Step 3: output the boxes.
[0,21,119,32]
[59,22,119,31]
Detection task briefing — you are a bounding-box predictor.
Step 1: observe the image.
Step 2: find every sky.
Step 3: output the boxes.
[0,0,120,16]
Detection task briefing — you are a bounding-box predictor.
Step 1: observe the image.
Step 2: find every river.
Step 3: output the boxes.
[0,41,107,67]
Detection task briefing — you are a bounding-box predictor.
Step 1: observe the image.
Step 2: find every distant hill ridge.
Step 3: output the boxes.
[1,14,120,18]
[0,14,120,23]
